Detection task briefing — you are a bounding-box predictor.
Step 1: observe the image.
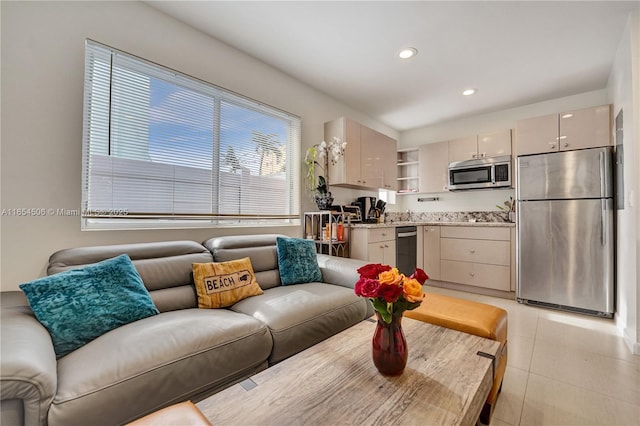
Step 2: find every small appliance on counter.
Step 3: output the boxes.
[353,197,379,223]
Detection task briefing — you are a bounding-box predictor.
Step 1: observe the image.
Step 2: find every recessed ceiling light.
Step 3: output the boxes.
[398,47,418,59]
[462,88,477,96]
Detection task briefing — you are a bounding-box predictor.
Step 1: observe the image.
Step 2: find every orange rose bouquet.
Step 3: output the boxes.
[354,263,429,324]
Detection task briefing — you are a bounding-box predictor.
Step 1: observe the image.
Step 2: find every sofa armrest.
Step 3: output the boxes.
[317,255,374,317]
[1,306,57,426]
[317,255,367,289]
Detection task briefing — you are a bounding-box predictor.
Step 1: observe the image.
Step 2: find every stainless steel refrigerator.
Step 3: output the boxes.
[516,147,614,318]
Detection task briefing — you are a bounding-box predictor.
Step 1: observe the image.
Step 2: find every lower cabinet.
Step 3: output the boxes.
[350,227,396,265]
[423,226,441,280]
[424,225,514,292]
[440,226,511,291]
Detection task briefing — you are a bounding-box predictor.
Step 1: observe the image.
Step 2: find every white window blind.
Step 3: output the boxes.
[81,40,300,229]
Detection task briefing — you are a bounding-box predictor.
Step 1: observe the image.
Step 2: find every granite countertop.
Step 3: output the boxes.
[349,210,516,228]
[350,221,515,228]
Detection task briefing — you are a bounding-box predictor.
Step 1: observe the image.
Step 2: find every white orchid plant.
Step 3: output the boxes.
[304,137,347,196]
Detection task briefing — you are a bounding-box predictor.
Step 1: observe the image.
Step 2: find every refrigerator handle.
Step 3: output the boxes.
[599,151,606,197]
[601,199,607,246]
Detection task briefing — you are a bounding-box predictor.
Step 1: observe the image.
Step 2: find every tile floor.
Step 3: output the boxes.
[423,283,640,426]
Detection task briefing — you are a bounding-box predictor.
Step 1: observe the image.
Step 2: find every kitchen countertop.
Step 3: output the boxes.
[350,221,515,228]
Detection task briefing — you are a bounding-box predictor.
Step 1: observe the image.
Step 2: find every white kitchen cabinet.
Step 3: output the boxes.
[510,227,516,292]
[559,105,611,151]
[515,104,611,156]
[360,125,383,188]
[380,134,398,191]
[448,130,512,163]
[325,117,362,187]
[423,225,441,280]
[419,141,449,193]
[514,113,558,156]
[439,226,512,292]
[350,227,396,265]
[325,117,397,190]
[416,225,424,270]
[440,260,511,291]
[478,130,512,158]
[448,136,478,163]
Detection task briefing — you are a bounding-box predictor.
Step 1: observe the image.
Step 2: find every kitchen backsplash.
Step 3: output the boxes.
[386,210,511,223]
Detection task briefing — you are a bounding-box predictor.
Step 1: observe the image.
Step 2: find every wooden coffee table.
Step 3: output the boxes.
[197,317,500,426]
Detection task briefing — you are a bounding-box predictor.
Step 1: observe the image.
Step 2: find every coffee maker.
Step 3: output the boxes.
[354,197,377,223]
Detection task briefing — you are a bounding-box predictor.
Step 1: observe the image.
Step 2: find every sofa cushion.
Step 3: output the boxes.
[48,309,273,426]
[48,241,213,312]
[275,237,322,285]
[231,283,369,363]
[192,258,263,308]
[19,254,159,358]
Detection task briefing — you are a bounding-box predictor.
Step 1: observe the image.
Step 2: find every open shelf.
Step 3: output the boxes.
[303,211,351,257]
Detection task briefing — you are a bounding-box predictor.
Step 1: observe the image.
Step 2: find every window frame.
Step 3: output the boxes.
[81,40,301,230]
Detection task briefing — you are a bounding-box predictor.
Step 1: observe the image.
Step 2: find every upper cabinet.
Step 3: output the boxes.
[324,117,361,187]
[515,105,611,156]
[325,117,397,190]
[448,130,512,163]
[419,141,449,193]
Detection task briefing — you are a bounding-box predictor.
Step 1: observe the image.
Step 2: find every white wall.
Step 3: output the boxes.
[607,10,640,354]
[0,1,396,292]
[392,90,609,213]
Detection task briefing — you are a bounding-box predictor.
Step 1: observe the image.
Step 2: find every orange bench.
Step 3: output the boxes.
[405,293,508,425]
[126,401,211,426]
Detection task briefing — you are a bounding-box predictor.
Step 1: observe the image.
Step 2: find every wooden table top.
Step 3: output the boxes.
[197,317,500,426]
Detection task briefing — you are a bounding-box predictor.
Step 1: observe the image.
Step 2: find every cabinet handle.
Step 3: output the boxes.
[469,249,475,254]
[469,273,475,277]
[384,244,389,248]
[564,142,569,148]
[548,142,556,149]
[381,233,386,236]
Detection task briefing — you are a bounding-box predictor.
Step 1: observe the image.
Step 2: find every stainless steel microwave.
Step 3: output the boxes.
[448,155,512,190]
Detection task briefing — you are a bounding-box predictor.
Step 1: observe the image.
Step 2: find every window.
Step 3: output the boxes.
[81,40,300,230]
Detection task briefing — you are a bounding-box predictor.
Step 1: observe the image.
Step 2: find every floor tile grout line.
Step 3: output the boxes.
[516,311,539,426]
[523,366,640,406]
[525,370,640,410]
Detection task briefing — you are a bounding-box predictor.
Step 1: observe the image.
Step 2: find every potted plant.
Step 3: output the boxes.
[496,197,516,222]
[304,137,346,210]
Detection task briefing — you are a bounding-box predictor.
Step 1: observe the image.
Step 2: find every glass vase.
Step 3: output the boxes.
[372,312,407,376]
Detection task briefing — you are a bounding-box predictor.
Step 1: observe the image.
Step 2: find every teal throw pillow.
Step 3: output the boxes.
[276,237,322,285]
[19,254,159,358]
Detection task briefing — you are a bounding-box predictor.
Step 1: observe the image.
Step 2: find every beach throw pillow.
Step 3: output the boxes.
[192,257,263,308]
[276,237,322,285]
[19,254,159,358]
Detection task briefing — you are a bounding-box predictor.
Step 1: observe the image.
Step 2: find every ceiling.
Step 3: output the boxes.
[146,1,639,132]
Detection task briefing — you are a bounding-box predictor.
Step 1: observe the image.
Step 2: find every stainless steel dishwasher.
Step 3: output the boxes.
[396,226,417,275]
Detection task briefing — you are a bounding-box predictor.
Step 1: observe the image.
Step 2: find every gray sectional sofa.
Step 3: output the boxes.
[0,234,372,426]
